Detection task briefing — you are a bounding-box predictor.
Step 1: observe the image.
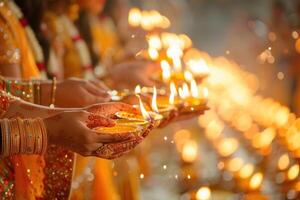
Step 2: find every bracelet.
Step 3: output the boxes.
[50,77,57,108]
[0,118,48,156]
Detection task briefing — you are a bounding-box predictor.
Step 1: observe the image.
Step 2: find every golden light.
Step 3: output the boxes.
[169,82,177,105]
[172,56,182,72]
[252,128,276,149]
[135,85,141,94]
[203,87,209,99]
[181,140,198,163]
[128,7,142,27]
[249,172,263,190]
[137,95,151,120]
[182,83,190,99]
[239,164,254,179]
[167,45,183,59]
[227,157,244,172]
[196,187,211,200]
[288,164,299,180]
[148,47,159,60]
[151,86,159,113]
[148,34,162,50]
[186,59,210,76]
[278,154,290,170]
[174,129,191,152]
[184,70,194,82]
[161,60,171,82]
[179,34,192,49]
[140,11,154,30]
[190,79,199,98]
[205,120,223,140]
[217,138,239,157]
[161,16,171,29]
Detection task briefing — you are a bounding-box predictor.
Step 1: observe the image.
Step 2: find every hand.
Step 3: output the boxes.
[85,102,140,118]
[52,78,111,108]
[44,110,143,158]
[108,60,160,89]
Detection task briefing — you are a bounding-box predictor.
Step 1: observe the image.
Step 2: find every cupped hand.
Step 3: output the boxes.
[44,110,142,158]
[54,78,111,108]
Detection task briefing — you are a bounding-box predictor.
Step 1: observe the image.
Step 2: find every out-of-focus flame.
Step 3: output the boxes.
[148,47,159,60]
[184,70,193,82]
[128,8,142,27]
[151,87,159,113]
[178,84,190,99]
[190,79,199,98]
[288,164,299,180]
[249,172,263,189]
[135,85,141,94]
[227,157,244,172]
[167,45,183,59]
[217,138,239,157]
[186,59,210,76]
[181,140,198,163]
[169,82,177,105]
[172,56,182,72]
[161,60,171,82]
[203,87,209,99]
[278,154,290,170]
[239,164,254,179]
[196,187,211,200]
[179,34,192,49]
[137,95,151,120]
[148,35,162,50]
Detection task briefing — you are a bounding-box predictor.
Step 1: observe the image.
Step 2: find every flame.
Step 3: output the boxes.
[239,164,254,179]
[181,140,198,163]
[137,95,151,120]
[148,35,162,50]
[203,87,209,98]
[161,60,171,82]
[249,172,263,189]
[190,79,199,98]
[128,8,142,27]
[169,82,177,105]
[178,84,190,99]
[184,70,193,82]
[151,87,159,113]
[135,85,141,94]
[278,154,290,170]
[186,59,210,75]
[172,57,182,72]
[148,47,159,60]
[288,164,299,180]
[196,187,211,200]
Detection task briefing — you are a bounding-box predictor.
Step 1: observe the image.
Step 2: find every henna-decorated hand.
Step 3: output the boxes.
[44,110,141,157]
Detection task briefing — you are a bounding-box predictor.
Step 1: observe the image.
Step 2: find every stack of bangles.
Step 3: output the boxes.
[1,118,47,156]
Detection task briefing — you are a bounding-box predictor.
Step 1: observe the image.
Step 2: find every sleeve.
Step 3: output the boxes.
[0,16,21,65]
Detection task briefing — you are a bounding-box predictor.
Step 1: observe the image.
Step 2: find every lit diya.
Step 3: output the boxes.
[177,80,208,115]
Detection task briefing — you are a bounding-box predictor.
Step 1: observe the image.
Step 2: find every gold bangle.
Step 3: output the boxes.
[10,119,20,155]
[38,119,47,154]
[32,119,42,154]
[24,119,34,154]
[1,120,6,155]
[3,119,10,156]
[17,118,26,154]
[50,77,57,108]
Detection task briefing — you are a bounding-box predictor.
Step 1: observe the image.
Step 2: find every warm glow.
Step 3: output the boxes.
[179,34,192,49]
[227,157,244,172]
[148,35,162,50]
[151,87,159,113]
[196,187,211,200]
[205,120,223,140]
[239,164,254,179]
[148,47,159,60]
[249,172,263,189]
[174,129,191,151]
[169,82,177,105]
[172,56,182,72]
[278,154,290,170]
[183,83,190,99]
[203,87,209,99]
[184,70,194,82]
[288,164,299,180]
[181,140,198,163]
[161,60,171,82]
[190,79,199,98]
[137,95,151,120]
[128,7,142,27]
[135,85,141,94]
[217,138,239,157]
[186,59,210,76]
[252,128,276,149]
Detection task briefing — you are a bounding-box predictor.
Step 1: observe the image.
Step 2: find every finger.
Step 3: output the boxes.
[85,82,110,97]
[87,114,115,128]
[89,79,110,91]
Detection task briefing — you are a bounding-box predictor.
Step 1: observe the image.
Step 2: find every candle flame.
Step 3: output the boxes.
[249,172,263,189]
[128,8,142,27]
[186,59,210,75]
[172,57,182,72]
[203,87,209,98]
[151,86,159,113]
[137,95,151,120]
[190,79,199,98]
[183,83,190,97]
[169,82,177,105]
[148,47,159,60]
[135,85,141,94]
[184,70,193,82]
[161,60,171,82]
[148,35,162,50]
[196,187,211,200]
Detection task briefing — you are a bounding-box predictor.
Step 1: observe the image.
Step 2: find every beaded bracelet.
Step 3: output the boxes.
[0,118,48,156]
